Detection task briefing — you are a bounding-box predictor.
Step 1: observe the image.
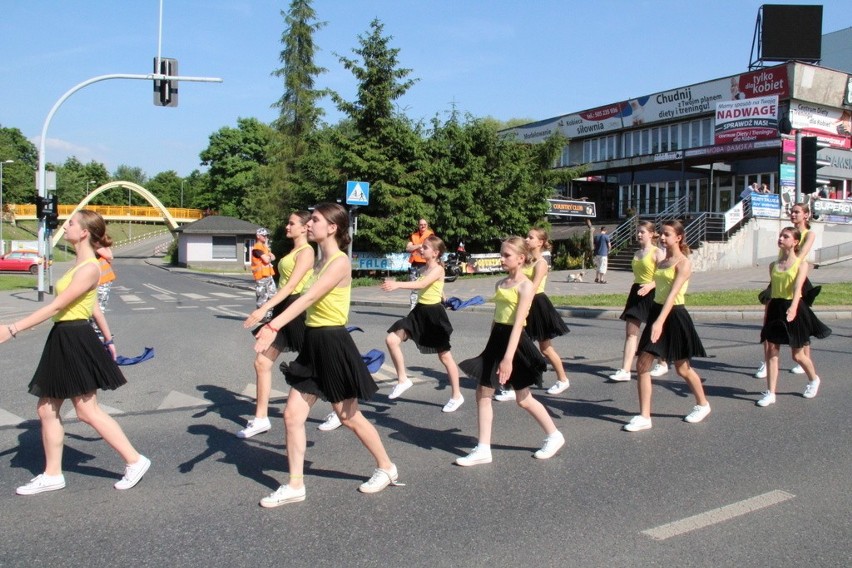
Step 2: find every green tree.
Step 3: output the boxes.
[198,117,275,217]
[271,0,327,139]
[0,125,38,204]
[51,157,109,206]
[146,170,183,207]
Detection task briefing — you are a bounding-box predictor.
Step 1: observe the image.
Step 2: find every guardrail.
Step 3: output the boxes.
[6,204,203,222]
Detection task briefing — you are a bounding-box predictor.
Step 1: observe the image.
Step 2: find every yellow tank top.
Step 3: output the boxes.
[632,249,657,284]
[417,268,444,305]
[493,284,525,325]
[770,257,802,300]
[278,243,313,295]
[522,260,547,294]
[653,264,688,306]
[305,251,349,327]
[54,258,99,322]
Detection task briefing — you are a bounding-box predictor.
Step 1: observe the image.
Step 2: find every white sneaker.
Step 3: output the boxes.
[260,484,306,508]
[534,431,565,460]
[623,415,652,432]
[442,396,464,413]
[802,377,820,399]
[318,412,342,431]
[494,388,516,401]
[388,379,413,400]
[455,445,493,466]
[114,455,151,490]
[358,464,402,494]
[546,380,570,395]
[756,391,776,407]
[790,364,805,375]
[649,362,669,377]
[684,403,711,423]
[236,417,271,439]
[755,362,767,379]
[609,369,631,382]
[16,473,66,495]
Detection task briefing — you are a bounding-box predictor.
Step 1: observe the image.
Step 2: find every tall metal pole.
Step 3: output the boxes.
[794,130,802,205]
[0,160,12,255]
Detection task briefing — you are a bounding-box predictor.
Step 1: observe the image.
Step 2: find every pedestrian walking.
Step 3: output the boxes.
[623,220,711,432]
[609,221,666,382]
[1,210,150,495]
[593,226,611,284]
[524,228,571,395]
[456,236,564,466]
[381,235,464,412]
[755,226,831,407]
[755,202,818,379]
[253,203,401,507]
[251,227,277,322]
[238,211,314,439]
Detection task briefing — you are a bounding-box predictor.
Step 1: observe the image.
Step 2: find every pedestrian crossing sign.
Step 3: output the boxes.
[346,181,370,206]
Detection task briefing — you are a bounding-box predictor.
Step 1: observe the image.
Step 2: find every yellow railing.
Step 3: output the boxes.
[7,204,203,221]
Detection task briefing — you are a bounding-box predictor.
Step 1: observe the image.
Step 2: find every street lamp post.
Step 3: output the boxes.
[86,179,96,195]
[180,179,185,208]
[0,159,14,255]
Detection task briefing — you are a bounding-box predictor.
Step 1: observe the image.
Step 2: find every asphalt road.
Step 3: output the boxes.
[1,251,850,567]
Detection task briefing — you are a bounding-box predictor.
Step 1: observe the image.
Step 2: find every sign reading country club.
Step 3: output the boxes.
[346,180,370,206]
[714,96,779,144]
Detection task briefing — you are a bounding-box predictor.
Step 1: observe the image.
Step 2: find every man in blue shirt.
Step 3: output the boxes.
[593,226,611,284]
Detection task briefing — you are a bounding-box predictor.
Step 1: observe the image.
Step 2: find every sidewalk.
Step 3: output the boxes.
[150,260,851,321]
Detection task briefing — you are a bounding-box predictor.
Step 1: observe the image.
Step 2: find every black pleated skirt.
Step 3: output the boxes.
[638,304,707,362]
[252,294,306,353]
[387,302,453,354]
[28,320,127,399]
[620,283,656,323]
[459,323,547,390]
[759,298,832,348]
[283,326,378,403]
[525,293,569,341]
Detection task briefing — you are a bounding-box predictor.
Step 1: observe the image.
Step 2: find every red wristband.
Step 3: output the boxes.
[265,323,280,333]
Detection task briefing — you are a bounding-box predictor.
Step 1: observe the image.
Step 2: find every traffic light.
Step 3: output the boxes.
[800,136,831,195]
[37,195,59,230]
[153,57,178,107]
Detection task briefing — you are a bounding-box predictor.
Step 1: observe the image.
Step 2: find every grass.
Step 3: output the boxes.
[0,274,36,290]
[550,282,852,307]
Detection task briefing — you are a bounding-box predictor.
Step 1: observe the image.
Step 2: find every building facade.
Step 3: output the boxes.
[503,61,852,221]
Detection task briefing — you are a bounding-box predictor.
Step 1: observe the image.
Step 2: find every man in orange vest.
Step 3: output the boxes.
[251,228,277,322]
[405,218,434,309]
[91,246,116,340]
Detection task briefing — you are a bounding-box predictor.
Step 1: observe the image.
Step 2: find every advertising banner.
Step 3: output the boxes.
[751,193,783,219]
[789,100,852,149]
[714,96,779,144]
[547,199,597,218]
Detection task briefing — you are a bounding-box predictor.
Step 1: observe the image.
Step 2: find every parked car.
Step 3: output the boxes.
[0,249,49,274]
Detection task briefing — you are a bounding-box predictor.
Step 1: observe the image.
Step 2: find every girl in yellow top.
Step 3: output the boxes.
[456,237,564,466]
[756,227,831,407]
[381,235,464,412]
[523,228,571,395]
[625,220,710,432]
[253,203,400,507]
[0,211,149,495]
[238,211,314,439]
[610,220,666,382]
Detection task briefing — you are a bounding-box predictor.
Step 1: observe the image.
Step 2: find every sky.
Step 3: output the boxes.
[1,1,850,179]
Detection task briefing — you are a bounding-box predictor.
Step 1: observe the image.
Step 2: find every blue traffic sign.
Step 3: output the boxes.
[346,181,370,206]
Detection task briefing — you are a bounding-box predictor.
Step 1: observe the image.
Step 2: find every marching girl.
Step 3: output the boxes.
[524,228,571,395]
[755,202,818,379]
[624,220,711,432]
[381,235,464,412]
[253,203,400,507]
[1,210,150,494]
[238,211,314,438]
[756,226,831,407]
[456,237,564,466]
[610,221,666,382]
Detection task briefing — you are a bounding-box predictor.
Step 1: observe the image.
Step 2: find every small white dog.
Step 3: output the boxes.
[568,271,585,283]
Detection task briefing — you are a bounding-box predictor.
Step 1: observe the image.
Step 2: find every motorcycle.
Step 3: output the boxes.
[444,242,468,282]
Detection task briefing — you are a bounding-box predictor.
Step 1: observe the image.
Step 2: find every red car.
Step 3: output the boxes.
[0,250,48,274]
